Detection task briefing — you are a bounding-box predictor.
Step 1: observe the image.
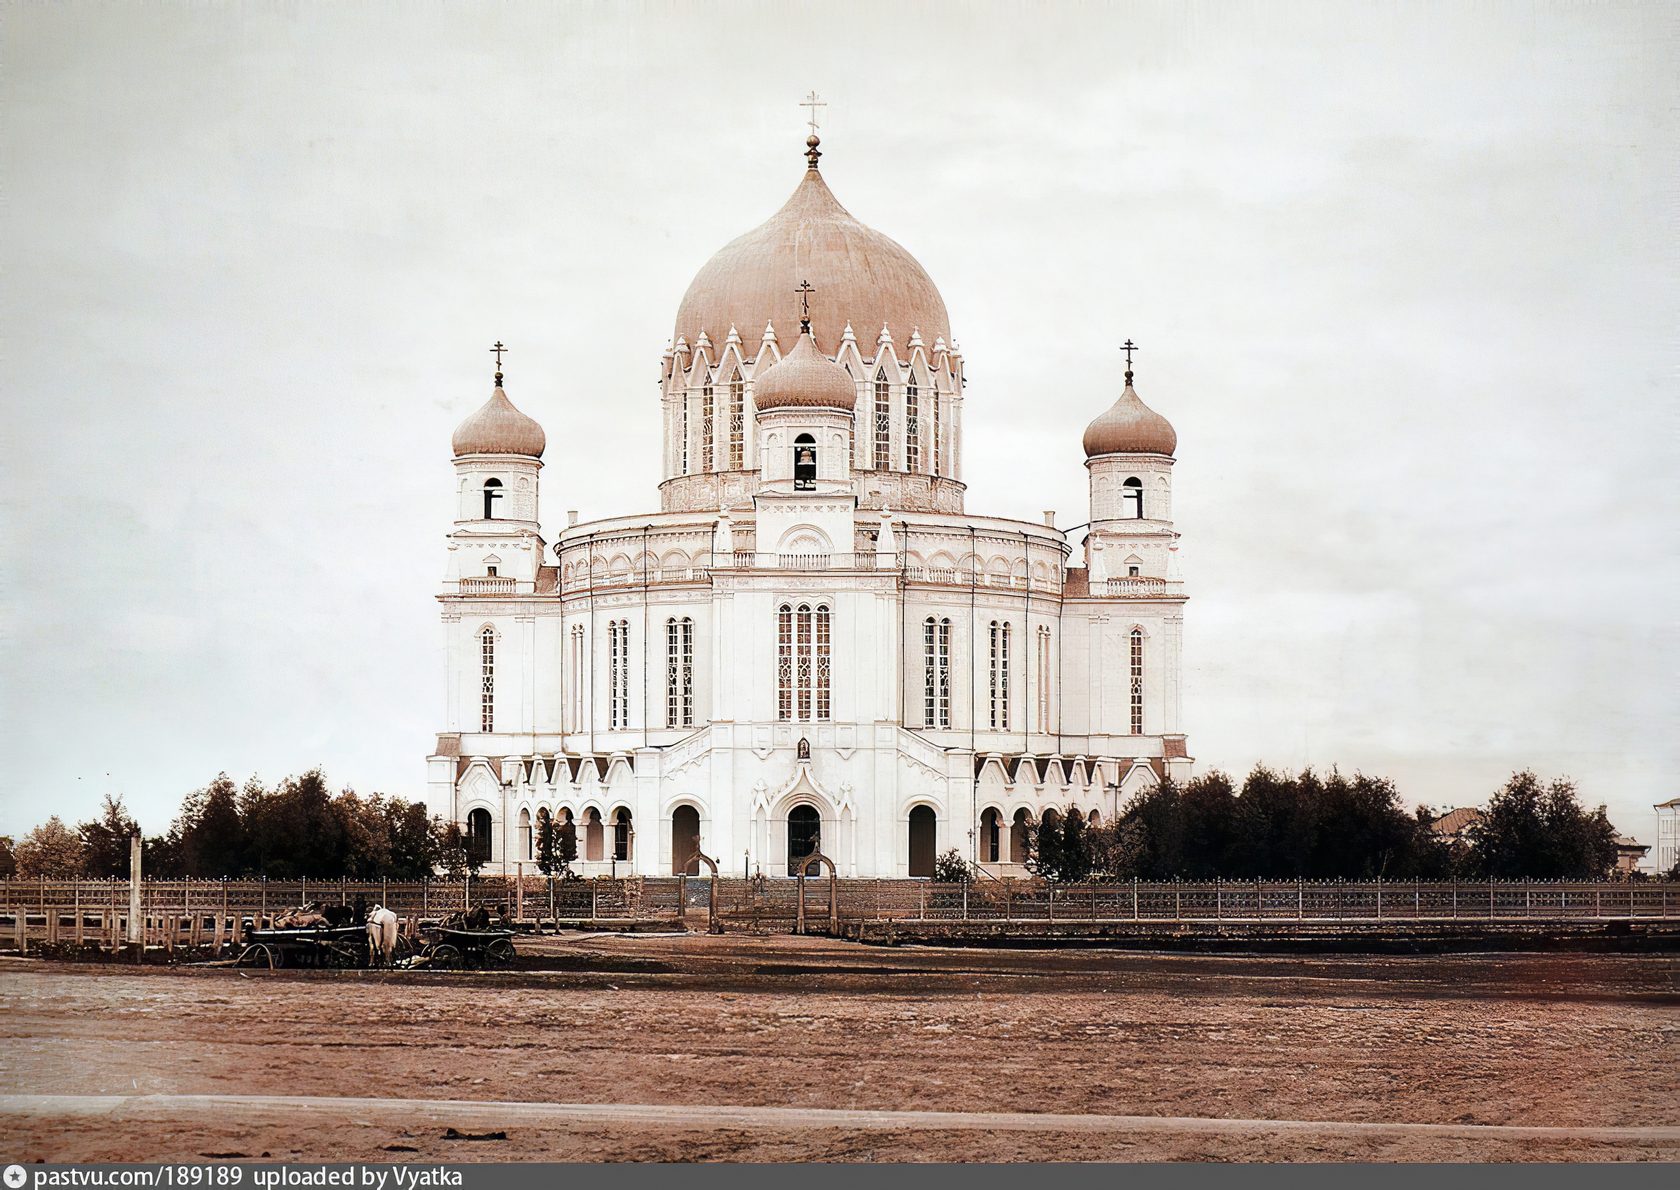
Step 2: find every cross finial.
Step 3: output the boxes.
[1122,338,1137,384]
[795,280,815,334]
[801,91,826,169]
[489,340,508,385]
[801,91,825,136]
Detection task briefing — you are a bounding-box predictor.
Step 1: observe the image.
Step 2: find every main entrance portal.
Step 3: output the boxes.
[787,804,821,876]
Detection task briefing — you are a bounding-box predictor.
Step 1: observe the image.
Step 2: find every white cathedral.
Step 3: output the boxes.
[426,132,1192,878]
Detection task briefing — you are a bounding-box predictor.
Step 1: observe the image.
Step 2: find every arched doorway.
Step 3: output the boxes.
[1009,808,1030,864]
[612,808,633,862]
[980,808,1001,864]
[466,808,493,864]
[584,808,604,862]
[908,806,937,878]
[787,804,821,875]
[671,805,701,875]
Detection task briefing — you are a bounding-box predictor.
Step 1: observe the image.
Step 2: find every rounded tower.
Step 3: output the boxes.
[446,360,547,590]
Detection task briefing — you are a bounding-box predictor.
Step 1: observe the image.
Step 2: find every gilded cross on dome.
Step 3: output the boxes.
[489,340,508,383]
[801,91,826,136]
[1122,338,1137,383]
[795,280,815,332]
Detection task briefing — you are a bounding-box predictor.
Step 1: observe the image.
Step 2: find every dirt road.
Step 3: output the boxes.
[2,934,1675,1161]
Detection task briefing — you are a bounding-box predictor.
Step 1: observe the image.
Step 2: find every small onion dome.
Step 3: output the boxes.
[1082,374,1177,457]
[452,381,546,458]
[752,330,857,412]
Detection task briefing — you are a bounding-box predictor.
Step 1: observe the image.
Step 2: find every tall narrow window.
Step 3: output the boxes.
[989,621,1011,730]
[1129,627,1144,734]
[1122,476,1144,519]
[728,374,745,469]
[482,478,502,520]
[905,377,920,473]
[479,627,495,732]
[1036,626,1052,733]
[874,369,892,469]
[678,395,688,474]
[930,384,941,475]
[923,616,950,728]
[665,617,693,728]
[608,620,630,729]
[777,603,831,722]
[700,384,715,473]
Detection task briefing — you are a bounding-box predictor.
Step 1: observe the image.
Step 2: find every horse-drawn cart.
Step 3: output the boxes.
[237,924,371,969]
[418,926,516,969]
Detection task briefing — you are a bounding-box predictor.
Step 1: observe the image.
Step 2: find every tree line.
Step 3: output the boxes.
[1003,767,1638,883]
[0,765,1659,882]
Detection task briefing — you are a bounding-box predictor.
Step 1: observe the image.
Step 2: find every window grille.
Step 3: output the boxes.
[700,385,715,473]
[728,376,745,469]
[906,378,920,473]
[1130,627,1145,734]
[874,370,891,469]
[777,603,831,722]
[665,617,693,728]
[480,627,495,732]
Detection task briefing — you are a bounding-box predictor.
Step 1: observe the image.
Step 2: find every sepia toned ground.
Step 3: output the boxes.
[2,933,1677,1162]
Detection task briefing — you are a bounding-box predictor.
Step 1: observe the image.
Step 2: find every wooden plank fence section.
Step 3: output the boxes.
[0,877,1672,946]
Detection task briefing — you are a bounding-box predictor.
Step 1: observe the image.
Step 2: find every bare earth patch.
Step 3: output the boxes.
[2,933,1675,1162]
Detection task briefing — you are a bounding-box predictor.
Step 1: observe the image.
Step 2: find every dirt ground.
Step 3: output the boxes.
[2,932,1677,1162]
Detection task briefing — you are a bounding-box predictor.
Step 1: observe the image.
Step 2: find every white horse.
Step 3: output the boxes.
[366,905,400,967]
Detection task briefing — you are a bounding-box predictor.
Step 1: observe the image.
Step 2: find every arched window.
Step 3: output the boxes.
[980,807,1001,864]
[701,384,715,473]
[922,616,950,728]
[584,807,604,862]
[793,433,817,491]
[1130,627,1145,734]
[466,808,492,863]
[989,620,1011,730]
[1009,808,1030,864]
[1122,476,1144,519]
[518,808,532,861]
[728,373,745,469]
[787,804,821,875]
[905,376,920,472]
[608,620,630,729]
[1036,626,1052,733]
[612,808,633,862]
[777,603,831,722]
[873,369,892,469]
[482,477,503,520]
[665,617,694,728]
[479,627,495,732]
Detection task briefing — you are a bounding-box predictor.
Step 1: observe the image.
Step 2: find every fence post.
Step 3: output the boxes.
[74,884,82,946]
[1376,879,1382,921]
[1175,883,1181,920]
[1005,885,1012,921]
[1048,884,1055,924]
[1452,884,1458,919]
[1215,879,1222,923]
[1298,879,1303,921]
[591,878,598,920]
[961,882,968,921]
[1489,880,1495,920]
[918,883,926,920]
[1132,877,1139,921]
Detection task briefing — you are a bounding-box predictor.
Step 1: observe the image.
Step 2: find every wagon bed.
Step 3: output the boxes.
[420,926,516,969]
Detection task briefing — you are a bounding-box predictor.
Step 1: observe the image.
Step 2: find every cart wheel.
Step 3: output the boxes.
[389,934,415,967]
[485,938,516,968]
[429,943,461,970]
[238,943,275,970]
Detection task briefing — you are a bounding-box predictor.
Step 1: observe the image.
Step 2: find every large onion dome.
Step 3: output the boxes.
[673,146,950,358]
[753,329,857,411]
[452,378,546,458]
[1082,371,1177,458]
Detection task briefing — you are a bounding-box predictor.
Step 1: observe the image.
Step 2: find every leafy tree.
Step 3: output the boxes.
[77,794,139,878]
[0,836,15,878]
[1027,807,1095,883]
[933,848,974,883]
[535,808,558,876]
[557,816,578,878]
[384,801,439,879]
[14,817,84,876]
[1468,771,1617,879]
[175,774,246,876]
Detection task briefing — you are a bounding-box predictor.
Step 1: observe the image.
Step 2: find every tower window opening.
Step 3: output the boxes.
[678,393,689,474]
[793,432,817,491]
[728,374,745,469]
[1128,565,1140,577]
[482,477,503,520]
[1036,625,1052,733]
[1130,627,1144,734]
[1122,476,1144,519]
[479,626,495,732]
[777,602,831,722]
[930,383,941,475]
[874,369,892,469]
[906,377,920,473]
[567,625,584,731]
[701,384,715,473]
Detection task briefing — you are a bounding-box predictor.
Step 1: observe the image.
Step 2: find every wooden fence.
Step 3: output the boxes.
[0,877,1673,950]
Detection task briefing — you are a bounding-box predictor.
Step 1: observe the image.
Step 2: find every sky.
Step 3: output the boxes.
[2,2,1675,847]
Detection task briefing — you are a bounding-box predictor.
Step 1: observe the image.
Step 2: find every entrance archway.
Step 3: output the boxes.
[671,805,701,875]
[584,808,604,862]
[908,806,937,877]
[466,808,493,863]
[980,808,1001,864]
[1009,808,1030,864]
[787,804,821,876]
